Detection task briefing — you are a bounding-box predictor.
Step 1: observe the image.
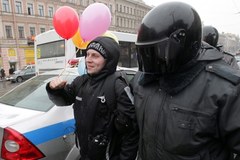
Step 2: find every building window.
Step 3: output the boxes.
[2,0,10,12]
[38,5,44,17]
[48,6,53,17]
[40,28,45,33]
[18,26,24,38]
[27,3,34,15]
[15,1,22,14]
[30,27,35,36]
[5,25,13,38]
[68,0,76,3]
[109,4,112,12]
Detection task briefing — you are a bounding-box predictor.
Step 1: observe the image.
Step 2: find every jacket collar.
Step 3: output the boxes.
[197,41,223,61]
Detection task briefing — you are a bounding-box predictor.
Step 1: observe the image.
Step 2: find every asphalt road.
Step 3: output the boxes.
[0,80,20,97]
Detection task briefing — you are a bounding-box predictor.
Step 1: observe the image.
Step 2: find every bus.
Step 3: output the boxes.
[34,29,138,73]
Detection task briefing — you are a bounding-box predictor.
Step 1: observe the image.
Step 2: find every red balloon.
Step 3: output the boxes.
[53,6,79,40]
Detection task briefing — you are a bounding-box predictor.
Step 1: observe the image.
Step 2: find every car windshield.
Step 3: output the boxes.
[22,65,35,70]
[0,74,76,112]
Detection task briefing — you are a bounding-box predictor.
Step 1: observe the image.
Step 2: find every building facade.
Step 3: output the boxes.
[0,0,152,76]
[218,33,240,55]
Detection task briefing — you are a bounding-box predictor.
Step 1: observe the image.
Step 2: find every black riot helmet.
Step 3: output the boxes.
[136,2,202,74]
[202,26,219,47]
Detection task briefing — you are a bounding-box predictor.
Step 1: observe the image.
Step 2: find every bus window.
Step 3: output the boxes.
[37,40,64,58]
[76,48,86,57]
[119,41,138,68]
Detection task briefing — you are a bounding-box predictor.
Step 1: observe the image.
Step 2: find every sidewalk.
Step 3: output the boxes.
[0,79,19,97]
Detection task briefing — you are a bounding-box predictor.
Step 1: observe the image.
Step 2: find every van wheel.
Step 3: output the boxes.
[16,77,23,83]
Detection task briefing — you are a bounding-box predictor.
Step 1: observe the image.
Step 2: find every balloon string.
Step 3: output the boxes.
[58,41,80,77]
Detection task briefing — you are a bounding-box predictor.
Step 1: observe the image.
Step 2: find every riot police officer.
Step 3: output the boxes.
[132,2,240,160]
[202,25,239,69]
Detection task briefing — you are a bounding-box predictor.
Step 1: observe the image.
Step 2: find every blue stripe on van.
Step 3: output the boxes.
[23,119,75,145]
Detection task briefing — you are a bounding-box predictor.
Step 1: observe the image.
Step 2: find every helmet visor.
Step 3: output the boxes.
[136,34,185,74]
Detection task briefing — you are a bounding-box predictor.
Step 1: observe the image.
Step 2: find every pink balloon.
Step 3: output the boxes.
[53,6,79,40]
[80,3,111,41]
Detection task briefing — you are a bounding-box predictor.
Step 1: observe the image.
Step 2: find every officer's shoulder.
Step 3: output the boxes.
[205,61,240,85]
[112,71,128,85]
[223,51,235,57]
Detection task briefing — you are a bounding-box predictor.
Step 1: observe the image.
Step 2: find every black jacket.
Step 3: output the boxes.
[47,37,138,160]
[132,44,240,160]
[207,42,239,70]
[46,73,139,160]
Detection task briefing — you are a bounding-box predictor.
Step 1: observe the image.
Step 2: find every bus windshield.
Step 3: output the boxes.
[37,40,65,59]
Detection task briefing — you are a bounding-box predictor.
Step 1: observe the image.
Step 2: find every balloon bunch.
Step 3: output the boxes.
[53,3,112,49]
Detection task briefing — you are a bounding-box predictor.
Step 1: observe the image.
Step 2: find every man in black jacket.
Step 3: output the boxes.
[132,2,240,160]
[46,36,138,160]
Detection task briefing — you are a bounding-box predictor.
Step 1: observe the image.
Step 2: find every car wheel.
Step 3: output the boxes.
[16,76,23,83]
[11,80,15,83]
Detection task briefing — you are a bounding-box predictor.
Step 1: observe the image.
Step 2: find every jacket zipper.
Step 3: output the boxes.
[141,95,148,160]
[141,89,158,159]
[154,89,167,158]
[171,107,212,118]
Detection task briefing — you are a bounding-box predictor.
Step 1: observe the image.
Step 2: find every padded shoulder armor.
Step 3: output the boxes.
[205,62,240,85]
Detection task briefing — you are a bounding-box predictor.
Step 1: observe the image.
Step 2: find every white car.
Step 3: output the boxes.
[10,66,36,83]
[0,67,137,159]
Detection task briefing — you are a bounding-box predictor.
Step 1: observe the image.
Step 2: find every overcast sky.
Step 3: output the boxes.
[143,0,240,36]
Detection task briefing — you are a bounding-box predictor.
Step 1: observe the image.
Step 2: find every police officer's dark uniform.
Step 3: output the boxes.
[132,2,240,160]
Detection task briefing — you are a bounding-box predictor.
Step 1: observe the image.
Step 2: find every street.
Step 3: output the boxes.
[0,80,20,97]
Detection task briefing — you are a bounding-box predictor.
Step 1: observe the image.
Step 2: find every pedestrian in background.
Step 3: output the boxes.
[46,36,139,160]
[131,2,240,159]
[0,68,5,80]
[9,67,14,75]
